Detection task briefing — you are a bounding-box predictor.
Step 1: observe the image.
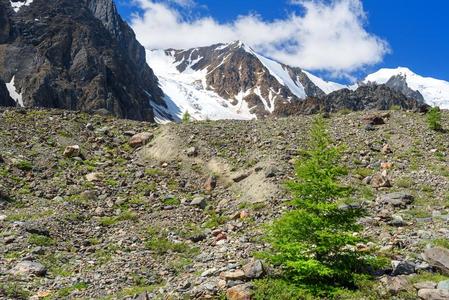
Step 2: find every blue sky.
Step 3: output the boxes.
[117,0,449,82]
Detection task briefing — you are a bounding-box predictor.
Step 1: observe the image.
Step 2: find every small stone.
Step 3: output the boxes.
[86,172,104,182]
[80,190,97,201]
[363,115,385,125]
[190,196,207,209]
[204,175,217,192]
[243,260,264,279]
[63,145,80,158]
[389,215,407,227]
[382,144,393,155]
[201,268,217,277]
[371,172,391,188]
[186,147,198,157]
[220,270,245,281]
[226,284,252,300]
[10,261,47,276]
[264,166,277,178]
[418,289,449,300]
[232,172,250,183]
[129,132,153,148]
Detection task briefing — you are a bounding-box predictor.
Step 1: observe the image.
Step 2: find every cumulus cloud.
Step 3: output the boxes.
[130,0,389,74]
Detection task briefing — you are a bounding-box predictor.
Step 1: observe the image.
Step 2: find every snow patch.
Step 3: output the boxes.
[6,76,23,107]
[302,71,347,94]
[10,0,34,12]
[364,67,449,109]
[249,50,307,99]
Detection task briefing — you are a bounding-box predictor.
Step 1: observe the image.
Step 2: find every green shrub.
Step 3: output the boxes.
[182,111,191,123]
[260,117,379,296]
[427,107,442,131]
[28,234,54,247]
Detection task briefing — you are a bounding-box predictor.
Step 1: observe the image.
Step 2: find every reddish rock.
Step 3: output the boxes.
[129,132,153,148]
[227,284,252,300]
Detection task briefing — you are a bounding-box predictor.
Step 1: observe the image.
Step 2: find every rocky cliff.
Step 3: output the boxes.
[274,84,428,117]
[0,0,164,121]
[0,79,15,106]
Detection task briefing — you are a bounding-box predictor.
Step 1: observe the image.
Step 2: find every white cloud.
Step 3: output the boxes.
[130,0,389,75]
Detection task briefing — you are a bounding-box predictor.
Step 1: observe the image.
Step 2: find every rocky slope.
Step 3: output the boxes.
[1,107,449,299]
[0,0,164,121]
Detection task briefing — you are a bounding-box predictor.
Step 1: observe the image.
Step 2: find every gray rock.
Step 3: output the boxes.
[423,247,449,275]
[389,215,407,227]
[186,147,198,157]
[10,261,47,276]
[418,289,449,300]
[437,280,449,290]
[414,282,437,290]
[264,166,278,178]
[380,192,414,207]
[243,260,264,279]
[24,223,50,237]
[190,196,207,209]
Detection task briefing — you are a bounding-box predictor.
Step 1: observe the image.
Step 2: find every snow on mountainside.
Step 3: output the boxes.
[363,67,449,109]
[147,41,345,121]
[147,49,254,122]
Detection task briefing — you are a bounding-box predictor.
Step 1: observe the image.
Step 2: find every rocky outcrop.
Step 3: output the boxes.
[0,79,15,106]
[384,74,425,102]
[0,0,164,121]
[273,84,428,117]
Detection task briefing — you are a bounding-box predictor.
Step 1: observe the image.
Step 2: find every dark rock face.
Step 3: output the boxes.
[0,78,15,106]
[274,84,428,117]
[168,41,325,118]
[384,75,425,102]
[0,0,164,121]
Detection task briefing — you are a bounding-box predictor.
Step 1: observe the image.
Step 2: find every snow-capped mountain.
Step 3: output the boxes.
[147,41,345,121]
[363,67,449,109]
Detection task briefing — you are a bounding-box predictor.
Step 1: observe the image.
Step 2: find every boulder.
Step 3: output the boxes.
[423,247,449,274]
[418,289,449,300]
[391,260,415,276]
[129,132,153,148]
[371,172,391,188]
[86,172,104,182]
[379,192,414,207]
[63,145,80,158]
[243,260,264,279]
[437,280,449,289]
[220,270,246,281]
[414,282,437,290]
[190,196,207,209]
[226,284,252,300]
[10,261,47,276]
